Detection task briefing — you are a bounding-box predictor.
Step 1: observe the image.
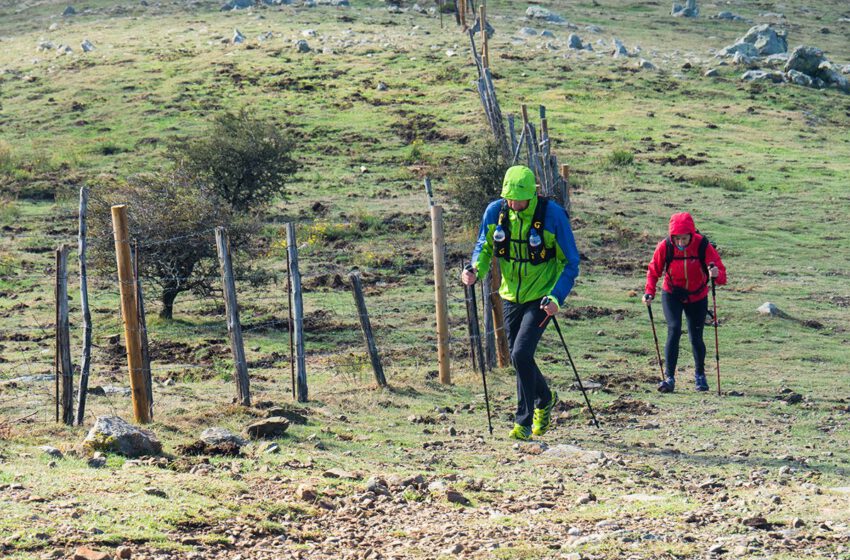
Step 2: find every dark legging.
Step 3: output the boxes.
[661,291,708,379]
[503,298,553,427]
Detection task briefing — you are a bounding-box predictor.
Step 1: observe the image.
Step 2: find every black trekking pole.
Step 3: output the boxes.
[645,299,665,382]
[461,265,477,371]
[464,264,493,435]
[539,300,600,429]
[709,263,721,396]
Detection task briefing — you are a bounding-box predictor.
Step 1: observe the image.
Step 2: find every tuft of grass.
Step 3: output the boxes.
[606,148,634,167]
[691,174,745,192]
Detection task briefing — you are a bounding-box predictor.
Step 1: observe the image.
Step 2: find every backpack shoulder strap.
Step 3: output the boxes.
[532,197,548,230]
[698,235,710,273]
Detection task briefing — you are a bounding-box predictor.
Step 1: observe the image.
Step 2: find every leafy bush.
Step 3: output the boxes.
[447,139,510,228]
[168,109,299,211]
[88,170,266,319]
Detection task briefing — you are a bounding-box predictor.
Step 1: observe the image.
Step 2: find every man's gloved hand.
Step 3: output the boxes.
[643,293,654,306]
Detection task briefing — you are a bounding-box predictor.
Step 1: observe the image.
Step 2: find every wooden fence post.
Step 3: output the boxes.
[286,249,296,399]
[479,4,489,68]
[430,205,451,384]
[133,241,153,419]
[560,164,572,216]
[215,227,251,407]
[286,223,308,402]
[111,205,151,424]
[481,272,496,370]
[348,271,387,388]
[490,256,510,367]
[55,245,73,425]
[75,187,92,426]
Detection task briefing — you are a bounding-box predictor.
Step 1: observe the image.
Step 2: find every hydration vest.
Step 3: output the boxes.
[493,198,555,265]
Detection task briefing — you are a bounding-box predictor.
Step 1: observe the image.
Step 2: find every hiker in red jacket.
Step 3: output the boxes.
[643,212,727,392]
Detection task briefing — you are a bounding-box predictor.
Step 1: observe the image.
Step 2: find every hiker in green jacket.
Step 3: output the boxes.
[462,165,580,440]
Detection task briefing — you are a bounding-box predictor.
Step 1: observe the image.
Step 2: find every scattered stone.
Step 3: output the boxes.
[143,487,167,498]
[246,417,290,439]
[63,5,77,16]
[637,58,656,70]
[200,427,247,448]
[221,0,253,10]
[73,547,109,560]
[567,34,583,49]
[612,37,628,57]
[787,69,813,86]
[519,27,538,36]
[719,42,760,59]
[115,546,132,559]
[757,302,779,316]
[541,30,555,38]
[295,484,317,502]
[742,516,772,529]
[257,31,274,42]
[704,68,719,77]
[260,442,280,454]
[49,22,60,31]
[585,25,602,33]
[576,492,597,505]
[57,44,74,55]
[791,518,805,528]
[39,446,63,459]
[323,468,360,480]
[80,39,95,52]
[708,543,726,555]
[713,11,746,21]
[302,29,317,37]
[366,476,390,496]
[444,544,464,555]
[777,390,803,404]
[84,416,162,458]
[87,453,107,468]
[37,41,55,52]
[445,488,470,505]
[526,6,564,23]
[671,0,698,18]
[295,39,311,53]
[232,29,246,44]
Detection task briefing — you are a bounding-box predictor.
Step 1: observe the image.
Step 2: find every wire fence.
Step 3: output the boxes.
[0,197,496,428]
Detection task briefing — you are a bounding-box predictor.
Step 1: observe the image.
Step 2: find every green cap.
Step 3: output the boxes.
[500,165,537,200]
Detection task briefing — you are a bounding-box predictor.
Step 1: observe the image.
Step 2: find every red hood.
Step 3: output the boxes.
[669,212,696,236]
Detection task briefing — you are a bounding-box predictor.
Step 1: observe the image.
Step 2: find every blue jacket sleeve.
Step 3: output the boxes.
[470,201,501,279]
[549,207,580,306]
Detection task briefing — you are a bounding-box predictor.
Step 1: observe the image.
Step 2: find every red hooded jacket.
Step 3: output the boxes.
[645,212,727,303]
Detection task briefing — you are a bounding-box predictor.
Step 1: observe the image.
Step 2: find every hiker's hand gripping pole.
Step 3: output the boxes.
[539,297,601,429]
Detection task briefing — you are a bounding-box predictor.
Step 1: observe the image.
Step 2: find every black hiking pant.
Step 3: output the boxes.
[504,298,553,427]
[661,291,708,380]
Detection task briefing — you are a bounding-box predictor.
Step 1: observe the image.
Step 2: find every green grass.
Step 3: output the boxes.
[1,0,850,558]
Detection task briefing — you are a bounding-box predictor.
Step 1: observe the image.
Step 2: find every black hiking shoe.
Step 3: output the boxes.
[695,374,709,392]
[657,378,675,393]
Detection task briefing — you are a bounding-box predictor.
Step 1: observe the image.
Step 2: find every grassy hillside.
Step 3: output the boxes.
[1,1,849,559]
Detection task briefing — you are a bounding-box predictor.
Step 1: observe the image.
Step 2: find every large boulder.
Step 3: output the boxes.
[83,416,162,457]
[784,46,825,75]
[671,0,698,17]
[526,6,564,23]
[246,417,290,439]
[718,42,759,58]
[739,24,787,55]
[200,427,247,447]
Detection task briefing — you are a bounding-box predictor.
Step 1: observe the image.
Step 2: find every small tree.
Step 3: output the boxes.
[89,170,265,319]
[168,110,299,211]
[448,139,510,228]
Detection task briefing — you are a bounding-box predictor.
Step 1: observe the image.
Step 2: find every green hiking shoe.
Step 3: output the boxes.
[508,424,532,441]
[532,390,559,436]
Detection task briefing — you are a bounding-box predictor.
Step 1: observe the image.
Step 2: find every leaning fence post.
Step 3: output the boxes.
[76,187,92,426]
[430,205,451,384]
[133,240,153,420]
[55,245,73,425]
[481,272,496,370]
[286,223,308,402]
[215,227,251,407]
[348,271,387,388]
[111,205,151,423]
